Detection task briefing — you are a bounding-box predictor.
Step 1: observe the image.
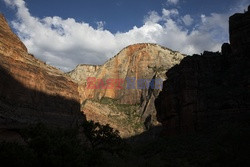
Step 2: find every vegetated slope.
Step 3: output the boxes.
[68,43,184,137]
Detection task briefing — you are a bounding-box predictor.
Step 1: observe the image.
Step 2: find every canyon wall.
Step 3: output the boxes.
[155,8,250,135]
[68,43,184,137]
[0,14,84,131]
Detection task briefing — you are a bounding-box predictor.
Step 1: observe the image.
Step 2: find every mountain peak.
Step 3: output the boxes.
[68,42,184,137]
[0,14,28,53]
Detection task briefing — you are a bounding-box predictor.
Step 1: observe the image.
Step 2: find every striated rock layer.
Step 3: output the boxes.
[68,43,184,137]
[0,14,84,131]
[155,8,250,135]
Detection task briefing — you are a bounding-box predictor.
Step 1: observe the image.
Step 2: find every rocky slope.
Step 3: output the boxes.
[0,12,184,138]
[155,8,250,135]
[68,43,184,137]
[0,14,84,134]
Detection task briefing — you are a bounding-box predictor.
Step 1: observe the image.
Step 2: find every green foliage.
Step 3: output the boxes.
[82,120,126,154]
[93,97,144,133]
[149,66,166,73]
[99,97,116,104]
[113,103,144,132]
[20,123,87,167]
[1,115,249,167]
[0,122,126,167]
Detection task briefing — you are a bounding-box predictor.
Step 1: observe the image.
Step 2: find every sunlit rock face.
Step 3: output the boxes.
[0,14,83,130]
[68,43,184,137]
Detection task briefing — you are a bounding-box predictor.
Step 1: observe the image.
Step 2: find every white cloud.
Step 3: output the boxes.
[201,14,206,23]
[4,0,246,71]
[96,21,105,30]
[144,11,161,23]
[181,15,193,26]
[162,8,179,18]
[167,0,179,5]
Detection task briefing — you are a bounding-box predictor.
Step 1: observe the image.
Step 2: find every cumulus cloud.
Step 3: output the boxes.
[167,0,179,5]
[144,11,161,23]
[162,8,179,18]
[3,0,245,71]
[181,15,193,26]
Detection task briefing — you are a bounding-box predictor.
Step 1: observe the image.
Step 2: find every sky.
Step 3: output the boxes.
[0,0,249,71]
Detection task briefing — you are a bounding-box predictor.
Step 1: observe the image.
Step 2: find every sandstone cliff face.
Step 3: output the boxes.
[67,64,101,84]
[68,43,184,137]
[92,44,183,104]
[67,64,101,105]
[0,14,83,130]
[155,8,250,135]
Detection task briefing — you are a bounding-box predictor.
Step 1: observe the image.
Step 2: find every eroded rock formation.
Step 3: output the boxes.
[68,43,184,137]
[0,14,84,132]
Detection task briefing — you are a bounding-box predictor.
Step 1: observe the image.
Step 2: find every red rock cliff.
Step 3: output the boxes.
[0,14,83,129]
[68,43,184,137]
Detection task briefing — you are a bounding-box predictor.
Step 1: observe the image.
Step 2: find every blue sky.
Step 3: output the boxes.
[1,0,247,33]
[0,0,249,71]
